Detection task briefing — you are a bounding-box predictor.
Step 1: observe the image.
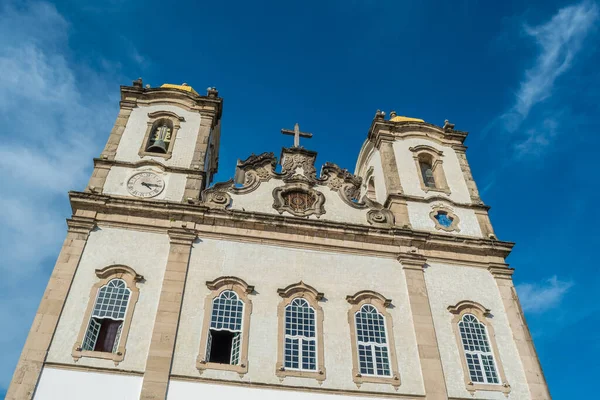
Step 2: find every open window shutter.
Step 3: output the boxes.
[206,331,213,362]
[230,333,241,365]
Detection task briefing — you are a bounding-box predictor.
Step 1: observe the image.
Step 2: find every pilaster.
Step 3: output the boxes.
[489,265,551,400]
[6,217,96,400]
[475,209,496,239]
[378,139,403,195]
[399,255,448,400]
[183,113,215,199]
[139,228,196,400]
[453,145,482,204]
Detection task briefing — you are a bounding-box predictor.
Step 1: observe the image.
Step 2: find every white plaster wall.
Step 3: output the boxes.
[407,201,483,237]
[229,179,370,225]
[115,104,201,168]
[172,238,424,396]
[424,263,529,400]
[360,149,386,204]
[168,379,393,400]
[35,367,142,400]
[103,165,187,202]
[46,227,170,372]
[393,138,472,204]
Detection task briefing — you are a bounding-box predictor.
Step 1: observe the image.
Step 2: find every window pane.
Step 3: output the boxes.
[285,337,299,369]
[301,339,317,371]
[460,314,499,384]
[92,279,130,320]
[210,290,244,332]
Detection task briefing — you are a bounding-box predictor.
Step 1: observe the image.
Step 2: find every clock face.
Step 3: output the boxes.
[126,172,165,198]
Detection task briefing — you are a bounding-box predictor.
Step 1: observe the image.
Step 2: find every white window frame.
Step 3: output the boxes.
[459,314,500,385]
[355,304,392,377]
[284,298,317,372]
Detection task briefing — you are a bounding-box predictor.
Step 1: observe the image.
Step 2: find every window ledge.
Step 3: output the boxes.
[138,150,173,160]
[466,381,511,395]
[275,364,326,382]
[72,348,124,365]
[422,186,451,195]
[196,359,248,375]
[352,370,401,387]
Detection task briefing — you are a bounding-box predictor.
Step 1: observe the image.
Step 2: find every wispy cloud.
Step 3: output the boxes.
[502,1,598,134]
[0,0,121,390]
[516,276,574,314]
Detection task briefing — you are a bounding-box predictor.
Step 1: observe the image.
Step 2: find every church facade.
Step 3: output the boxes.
[7,80,551,400]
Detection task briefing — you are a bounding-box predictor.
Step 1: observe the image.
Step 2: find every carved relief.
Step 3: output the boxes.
[273,184,325,218]
[201,180,233,209]
[280,148,317,183]
[429,204,460,232]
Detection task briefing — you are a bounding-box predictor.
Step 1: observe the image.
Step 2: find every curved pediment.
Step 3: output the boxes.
[200,147,394,227]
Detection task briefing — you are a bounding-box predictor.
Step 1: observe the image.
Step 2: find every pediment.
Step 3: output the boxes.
[200,147,394,227]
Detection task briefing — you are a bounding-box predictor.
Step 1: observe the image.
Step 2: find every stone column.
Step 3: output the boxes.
[101,102,135,161]
[6,217,96,400]
[139,228,196,400]
[399,255,448,400]
[489,265,551,400]
[183,114,214,200]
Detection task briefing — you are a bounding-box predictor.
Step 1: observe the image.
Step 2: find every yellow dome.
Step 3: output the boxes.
[160,83,198,95]
[390,115,424,123]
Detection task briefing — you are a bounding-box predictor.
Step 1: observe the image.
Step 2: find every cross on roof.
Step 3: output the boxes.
[281,123,312,148]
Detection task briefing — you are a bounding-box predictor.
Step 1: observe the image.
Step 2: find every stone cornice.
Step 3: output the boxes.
[119,84,223,120]
[68,192,514,262]
[92,158,207,176]
[367,117,468,148]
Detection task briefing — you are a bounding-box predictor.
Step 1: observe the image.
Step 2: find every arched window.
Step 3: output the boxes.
[139,111,184,160]
[284,298,316,371]
[82,279,130,353]
[410,145,450,194]
[448,301,509,395]
[346,291,400,386]
[146,119,173,154]
[72,265,143,364]
[276,282,325,381]
[459,314,499,384]
[419,155,436,188]
[197,276,254,375]
[355,304,391,377]
[207,290,244,365]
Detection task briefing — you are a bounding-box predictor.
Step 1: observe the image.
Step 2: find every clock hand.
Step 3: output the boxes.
[141,182,152,189]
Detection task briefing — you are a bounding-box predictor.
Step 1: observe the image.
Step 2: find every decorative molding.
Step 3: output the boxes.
[277,281,324,300]
[409,145,451,195]
[94,264,144,282]
[147,110,185,121]
[201,180,233,210]
[206,276,255,294]
[346,290,392,307]
[273,183,326,218]
[429,204,461,233]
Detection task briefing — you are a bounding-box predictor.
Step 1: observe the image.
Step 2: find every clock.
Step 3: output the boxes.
[126,172,165,198]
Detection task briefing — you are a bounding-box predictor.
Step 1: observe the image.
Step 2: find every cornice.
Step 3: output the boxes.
[68,191,514,261]
[93,158,207,176]
[367,118,468,148]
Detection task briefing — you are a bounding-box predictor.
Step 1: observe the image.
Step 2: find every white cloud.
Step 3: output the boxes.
[516,276,574,314]
[503,1,598,132]
[514,117,559,157]
[0,1,121,391]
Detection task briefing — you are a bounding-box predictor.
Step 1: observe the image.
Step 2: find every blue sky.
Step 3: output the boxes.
[0,0,598,397]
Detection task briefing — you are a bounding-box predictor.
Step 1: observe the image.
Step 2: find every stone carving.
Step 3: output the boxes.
[201,180,233,209]
[280,148,317,183]
[232,152,277,194]
[273,183,325,218]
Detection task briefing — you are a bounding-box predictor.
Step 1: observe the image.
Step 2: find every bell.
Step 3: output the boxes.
[147,139,168,153]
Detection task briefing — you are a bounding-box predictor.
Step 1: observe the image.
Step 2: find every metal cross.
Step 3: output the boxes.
[281,123,313,148]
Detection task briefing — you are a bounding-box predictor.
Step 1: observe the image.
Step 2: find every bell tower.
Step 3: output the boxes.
[87,79,223,202]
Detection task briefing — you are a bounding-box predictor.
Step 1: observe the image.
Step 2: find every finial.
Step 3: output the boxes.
[374,110,385,120]
[133,77,143,88]
[145,84,150,89]
[207,87,218,98]
[389,110,397,119]
[182,82,188,86]
[443,119,455,131]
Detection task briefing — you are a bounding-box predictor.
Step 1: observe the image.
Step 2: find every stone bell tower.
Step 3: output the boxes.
[87,79,223,201]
